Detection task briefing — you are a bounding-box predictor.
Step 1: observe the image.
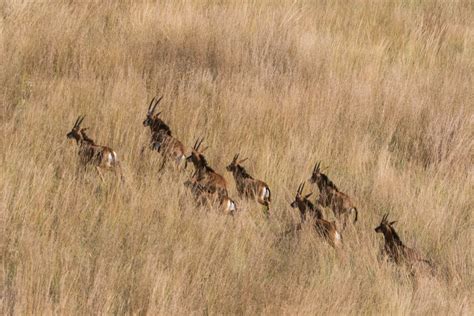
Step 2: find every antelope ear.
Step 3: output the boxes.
[389,221,397,226]
[200,146,209,153]
[304,192,313,198]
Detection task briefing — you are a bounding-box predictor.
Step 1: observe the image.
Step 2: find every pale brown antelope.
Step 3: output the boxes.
[375,213,434,274]
[184,170,237,215]
[289,183,342,248]
[185,137,228,198]
[309,161,358,229]
[226,154,271,209]
[66,115,123,182]
[142,96,186,170]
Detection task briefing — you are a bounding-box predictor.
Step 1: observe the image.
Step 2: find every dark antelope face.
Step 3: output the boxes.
[226,153,248,172]
[375,213,397,234]
[143,96,163,127]
[290,182,313,210]
[185,137,208,169]
[67,115,85,141]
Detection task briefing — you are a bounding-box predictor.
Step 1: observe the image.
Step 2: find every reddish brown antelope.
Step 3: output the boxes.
[290,182,342,248]
[375,213,434,273]
[142,96,186,170]
[226,154,271,209]
[184,170,237,215]
[309,161,358,229]
[66,115,123,182]
[185,137,228,198]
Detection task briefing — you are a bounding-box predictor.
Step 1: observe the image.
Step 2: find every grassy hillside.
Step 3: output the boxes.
[2,1,473,314]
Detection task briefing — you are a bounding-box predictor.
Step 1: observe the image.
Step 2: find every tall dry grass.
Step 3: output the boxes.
[1,1,473,314]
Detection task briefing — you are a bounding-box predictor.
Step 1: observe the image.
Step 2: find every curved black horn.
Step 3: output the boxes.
[150,96,163,114]
[77,115,85,127]
[147,97,156,113]
[73,116,81,127]
[193,138,199,150]
[196,138,204,151]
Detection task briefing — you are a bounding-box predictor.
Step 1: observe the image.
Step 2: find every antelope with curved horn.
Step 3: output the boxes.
[184,169,237,215]
[309,161,358,229]
[289,182,342,248]
[290,182,324,222]
[375,213,434,274]
[185,137,228,198]
[226,154,271,210]
[143,96,172,136]
[142,96,186,170]
[66,115,123,182]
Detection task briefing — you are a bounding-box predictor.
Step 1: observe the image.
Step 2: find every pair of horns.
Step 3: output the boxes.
[193,137,208,152]
[232,153,248,165]
[296,182,313,198]
[147,96,163,115]
[297,182,305,195]
[193,137,204,151]
[74,115,85,128]
[313,161,322,174]
[381,213,397,225]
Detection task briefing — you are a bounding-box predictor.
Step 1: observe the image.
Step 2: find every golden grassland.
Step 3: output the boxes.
[1,1,473,314]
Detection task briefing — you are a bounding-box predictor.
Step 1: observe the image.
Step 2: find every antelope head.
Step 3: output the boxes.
[226,153,248,173]
[143,96,164,127]
[375,213,397,234]
[185,137,209,169]
[67,115,85,143]
[309,161,323,184]
[290,182,313,211]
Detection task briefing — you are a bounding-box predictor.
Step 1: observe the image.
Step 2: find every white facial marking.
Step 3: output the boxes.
[335,231,341,241]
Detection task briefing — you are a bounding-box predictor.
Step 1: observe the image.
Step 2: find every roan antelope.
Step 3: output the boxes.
[309,161,358,229]
[375,213,434,274]
[184,170,237,215]
[226,154,271,210]
[142,96,186,169]
[66,115,123,182]
[289,182,342,248]
[185,137,228,198]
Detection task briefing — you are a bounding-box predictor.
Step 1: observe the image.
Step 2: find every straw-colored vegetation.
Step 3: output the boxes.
[2,1,473,314]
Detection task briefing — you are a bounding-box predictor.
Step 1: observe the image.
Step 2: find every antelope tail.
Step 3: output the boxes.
[265,186,271,202]
[352,207,358,223]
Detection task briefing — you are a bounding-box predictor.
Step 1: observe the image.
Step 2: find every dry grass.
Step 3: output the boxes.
[1,1,473,314]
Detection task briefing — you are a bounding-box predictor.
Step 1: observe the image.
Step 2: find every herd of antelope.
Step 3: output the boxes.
[66,96,436,276]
